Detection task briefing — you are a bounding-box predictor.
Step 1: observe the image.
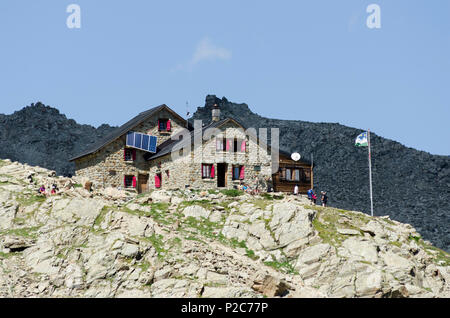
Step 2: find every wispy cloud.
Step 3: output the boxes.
[172,37,232,72]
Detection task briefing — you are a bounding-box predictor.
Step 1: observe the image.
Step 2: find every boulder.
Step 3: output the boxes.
[182,205,210,220]
[342,237,379,263]
[252,274,291,297]
[150,191,172,203]
[296,243,332,266]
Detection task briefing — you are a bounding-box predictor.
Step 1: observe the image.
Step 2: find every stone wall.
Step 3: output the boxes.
[74,110,187,189]
[147,123,273,191]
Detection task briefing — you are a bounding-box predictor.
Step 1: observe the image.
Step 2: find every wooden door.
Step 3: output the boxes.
[138,174,149,194]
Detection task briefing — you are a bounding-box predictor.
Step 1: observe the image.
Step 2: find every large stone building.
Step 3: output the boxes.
[70,103,313,193]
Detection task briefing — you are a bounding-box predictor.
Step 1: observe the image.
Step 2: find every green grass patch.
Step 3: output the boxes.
[220,189,244,197]
[145,234,167,259]
[0,251,22,259]
[245,249,259,260]
[260,193,284,200]
[252,199,272,211]
[0,226,41,238]
[93,206,112,227]
[264,260,297,274]
[73,184,83,188]
[16,194,46,207]
[389,241,403,248]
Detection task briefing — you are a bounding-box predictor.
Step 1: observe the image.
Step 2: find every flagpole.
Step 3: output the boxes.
[368,129,374,217]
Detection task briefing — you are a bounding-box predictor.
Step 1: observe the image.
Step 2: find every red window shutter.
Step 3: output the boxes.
[241,140,246,152]
[157,119,160,131]
[226,139,230,151]
[132,149,136,161]
[124,176,126,187]
[240,166,245,179]
[155,174,161,188]
[211,165,215,179]
[167,119,171,131]
[132,176,136,188]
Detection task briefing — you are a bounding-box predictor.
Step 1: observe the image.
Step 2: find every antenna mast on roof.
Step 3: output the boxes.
[186,101,190,128]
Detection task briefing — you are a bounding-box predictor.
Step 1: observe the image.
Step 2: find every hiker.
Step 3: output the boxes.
[307,188,313,201]
[321,191,328,207]
[51,184,58,195]
[311,191,317,205]
[27,174,33,184]
[38,185,46,196]
[294,184,299,196]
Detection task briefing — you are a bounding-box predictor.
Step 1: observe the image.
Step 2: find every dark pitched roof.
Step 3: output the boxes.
[145,117,312,165]
[70,104,190,161]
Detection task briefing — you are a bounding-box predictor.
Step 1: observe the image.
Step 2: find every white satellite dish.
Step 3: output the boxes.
[291,152,301,161]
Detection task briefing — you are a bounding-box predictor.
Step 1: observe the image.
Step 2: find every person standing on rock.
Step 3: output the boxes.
[321,191,328,207]
[39,185,46,196]
[307,188,313,201]
[311,191,317,205]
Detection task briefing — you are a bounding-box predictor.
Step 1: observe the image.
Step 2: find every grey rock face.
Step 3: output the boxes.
[0,102,116,176]
[191,95,450,252]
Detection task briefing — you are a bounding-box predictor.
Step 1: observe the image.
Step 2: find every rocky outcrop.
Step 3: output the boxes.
[191,95,450,252]
[0,159,449,298]
[0,102,116,176]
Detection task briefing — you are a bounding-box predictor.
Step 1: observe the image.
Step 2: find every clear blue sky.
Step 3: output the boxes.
[0,0,449,155]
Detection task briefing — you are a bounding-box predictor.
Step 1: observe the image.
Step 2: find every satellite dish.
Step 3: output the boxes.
[291,152,301,161]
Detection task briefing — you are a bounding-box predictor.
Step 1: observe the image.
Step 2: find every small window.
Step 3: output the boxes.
[286,168,292,181]
[124,149,133,161]
[124,175,134,188]
[202,164,213,179]
[216,138,226,151]
[294,169,300,181]
[158,119,171,132]
[109,170,116,176]
[232,165,244,180]
[254,166,261,171]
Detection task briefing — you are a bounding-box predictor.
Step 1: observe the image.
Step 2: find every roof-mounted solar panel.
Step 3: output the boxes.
[126,131,157,153]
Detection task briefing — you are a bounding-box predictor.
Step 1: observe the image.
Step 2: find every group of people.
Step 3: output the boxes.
[292,186,326,206]
[237,176,274,195]
[38,184,59,196]
[303,188,328,207]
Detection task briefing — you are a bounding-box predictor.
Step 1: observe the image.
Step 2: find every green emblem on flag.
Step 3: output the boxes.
[355,132,368,147]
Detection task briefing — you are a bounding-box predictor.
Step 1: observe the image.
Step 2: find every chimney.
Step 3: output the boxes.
[212,103,220,122]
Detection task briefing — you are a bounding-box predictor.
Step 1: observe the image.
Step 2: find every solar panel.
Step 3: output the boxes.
[149,136,157,153]
[134,133,142,149]
[142,134,150,151]
[126,131,135,147]
[125,131,157,153]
